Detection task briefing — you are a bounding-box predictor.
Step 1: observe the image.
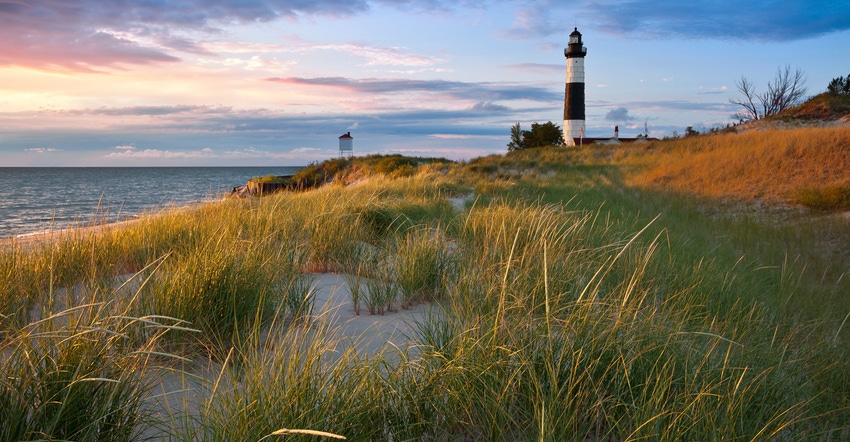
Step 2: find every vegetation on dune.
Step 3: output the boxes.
[268,154,453,190]
[507,120,565,151]
[622,125,850,210]
[827,73,850,96]
[2,122,850,439]
[776,92,850,122]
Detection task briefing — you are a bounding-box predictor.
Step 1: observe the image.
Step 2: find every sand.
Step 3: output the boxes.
[147,271,442,428]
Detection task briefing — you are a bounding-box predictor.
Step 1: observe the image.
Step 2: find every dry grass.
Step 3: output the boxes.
[3,144,850,439]
[625,126,850,206]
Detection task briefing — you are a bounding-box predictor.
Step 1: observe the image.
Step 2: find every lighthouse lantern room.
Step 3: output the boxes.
[563,27,587,146]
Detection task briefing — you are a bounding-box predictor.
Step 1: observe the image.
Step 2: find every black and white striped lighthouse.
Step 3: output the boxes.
[563,27,587,146]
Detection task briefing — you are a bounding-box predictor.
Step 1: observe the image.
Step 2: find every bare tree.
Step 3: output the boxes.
[731,76,759,121]
[761,65,807,116]
[730,65,807,122]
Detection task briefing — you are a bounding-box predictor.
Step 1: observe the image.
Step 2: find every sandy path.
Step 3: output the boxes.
[309,272,438,354]
[146,272,440,434]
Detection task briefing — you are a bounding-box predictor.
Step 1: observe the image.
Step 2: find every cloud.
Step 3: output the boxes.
[621,100,737,113]
[82,105,217,116]
[0,28,181,72]
[239,56,295,71]
[5,1,847,74]
[0,0,469,73]
[495,2,567,40]
[291,147,322,154]
[265,76,559,102]
[470,102,510,113]
[504,63,563,75]
[113,145,135,150]
[25,147,60,153]
[104,146,290,160]
[497,1,850,42]
[429,133,502,140]
[4,103,514,143]
[696,85,729,95]
[583,1,850,42]
[299,43,444,67]
[105,147,214,160]
[204,40,443,70]
[605,107,635,121]
[0,0,372,72]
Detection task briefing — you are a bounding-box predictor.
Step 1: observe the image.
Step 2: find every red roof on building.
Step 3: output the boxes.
[339,132,353,139]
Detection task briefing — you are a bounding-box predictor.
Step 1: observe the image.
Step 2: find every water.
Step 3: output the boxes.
[0,167,301,238]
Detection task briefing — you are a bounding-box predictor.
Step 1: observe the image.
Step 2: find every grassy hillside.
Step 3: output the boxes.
[775,92,850,122]
[623,125,850,210]
[1,140,849,440]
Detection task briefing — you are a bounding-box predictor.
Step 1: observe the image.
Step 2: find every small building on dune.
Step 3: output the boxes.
[339,132,353,158]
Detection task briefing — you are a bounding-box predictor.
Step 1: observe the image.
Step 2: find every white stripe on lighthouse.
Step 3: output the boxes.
[564,57,585,146]
[566,57,584,83]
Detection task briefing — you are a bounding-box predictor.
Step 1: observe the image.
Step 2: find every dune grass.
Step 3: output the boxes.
[1,139,849,439]
[623,125,850,206]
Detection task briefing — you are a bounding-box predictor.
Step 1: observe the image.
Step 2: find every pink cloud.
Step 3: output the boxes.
[0,29,180,72]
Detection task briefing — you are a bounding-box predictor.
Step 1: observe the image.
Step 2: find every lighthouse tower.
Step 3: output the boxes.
[563,27,587,146]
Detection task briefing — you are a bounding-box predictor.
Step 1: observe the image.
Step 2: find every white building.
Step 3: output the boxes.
[338,132,353,157]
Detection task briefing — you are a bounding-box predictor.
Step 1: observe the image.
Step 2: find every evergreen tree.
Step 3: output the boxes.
[507,122,524,151]
[521,121,564,148]
[507,121,564,151]
[827,74,850,95]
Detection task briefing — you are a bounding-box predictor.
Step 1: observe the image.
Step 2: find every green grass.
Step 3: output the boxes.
[2,147,849,440]
[794,183,850,211]
[0,282,187,441]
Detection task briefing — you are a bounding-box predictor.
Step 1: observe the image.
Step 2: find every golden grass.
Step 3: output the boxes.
[625,126,850,205]
[3,141,849,439]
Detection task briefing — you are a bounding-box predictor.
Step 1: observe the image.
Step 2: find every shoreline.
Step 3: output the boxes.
[1,197,223,242]
[0,217,141,251]
[0,198,222,251]
[0,194,238,249]
[0,165,297,245]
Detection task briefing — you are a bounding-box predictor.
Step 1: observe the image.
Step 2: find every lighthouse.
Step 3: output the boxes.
[563,27,587,146]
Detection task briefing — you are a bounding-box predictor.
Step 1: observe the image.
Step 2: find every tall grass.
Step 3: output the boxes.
[624,125,850,204]
[132,230,284,354]
[0,244,36,330]
[0,287,186,440]
[173,320,387,441]
[385,200,817,440]
[1,145,848,439]
[394,226,452,308]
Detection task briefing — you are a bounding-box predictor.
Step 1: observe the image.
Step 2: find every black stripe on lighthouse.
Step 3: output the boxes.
[564,82,585,121]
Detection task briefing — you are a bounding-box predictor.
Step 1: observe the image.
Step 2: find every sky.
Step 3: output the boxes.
[1,0,848,166]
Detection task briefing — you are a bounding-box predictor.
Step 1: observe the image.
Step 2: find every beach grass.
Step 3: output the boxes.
[1,143,849,439]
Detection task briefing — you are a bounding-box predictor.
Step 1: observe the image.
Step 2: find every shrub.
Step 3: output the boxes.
[794,183,850,211]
